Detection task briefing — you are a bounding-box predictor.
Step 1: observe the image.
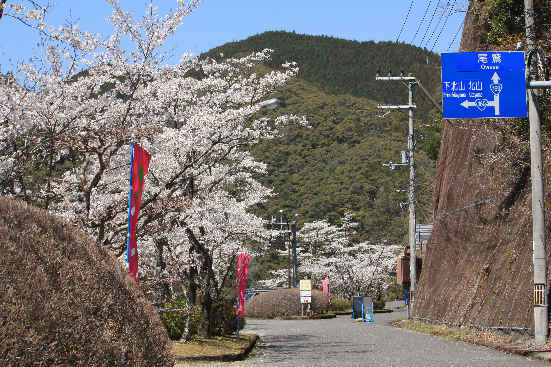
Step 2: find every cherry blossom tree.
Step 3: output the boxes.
[1,0,306,337]
[0,0,50,25]
[263,214,400,299]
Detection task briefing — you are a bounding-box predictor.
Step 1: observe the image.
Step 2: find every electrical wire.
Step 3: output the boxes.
[423,0,450,49]
[411,0,434,45]
[419,0,442,48]
[446,20,463,51]
[396,0,416,43]
[430,0,458,52]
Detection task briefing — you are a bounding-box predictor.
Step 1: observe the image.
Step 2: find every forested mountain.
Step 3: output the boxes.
[203,31,442,117]
[203,32,443,244]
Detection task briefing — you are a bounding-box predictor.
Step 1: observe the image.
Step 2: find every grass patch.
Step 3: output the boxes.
[172,335,251,359]
[391,319,475,342]
[390,318,551,355]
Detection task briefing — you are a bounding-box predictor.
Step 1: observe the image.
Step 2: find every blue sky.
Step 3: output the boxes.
[0,0,467,71]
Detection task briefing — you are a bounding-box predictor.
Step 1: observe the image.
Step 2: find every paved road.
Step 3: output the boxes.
[179,311,547,367]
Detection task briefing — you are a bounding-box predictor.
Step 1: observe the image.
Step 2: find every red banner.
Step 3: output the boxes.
[128,142,151,282]
[236,253,250,316]
[322,279,330,293]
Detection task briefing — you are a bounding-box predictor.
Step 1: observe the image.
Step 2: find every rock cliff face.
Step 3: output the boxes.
[413,0,551,331]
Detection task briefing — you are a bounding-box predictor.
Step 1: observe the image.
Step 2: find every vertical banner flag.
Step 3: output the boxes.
[126,141,152,282]
[322,279,330,294]
[236,254,250,316]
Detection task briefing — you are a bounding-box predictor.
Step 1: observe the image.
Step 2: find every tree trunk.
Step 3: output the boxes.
[200,287,215,338]
[154,237,169,310]
[181,308,193,342]
[185,227,218,338]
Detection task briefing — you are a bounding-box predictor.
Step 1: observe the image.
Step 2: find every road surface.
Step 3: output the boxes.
[178,311,546,367]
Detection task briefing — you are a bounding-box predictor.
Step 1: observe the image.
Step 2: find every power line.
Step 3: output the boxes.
[447,20,463,51]
[396,0,416,43]
[423,0,449,49]
[430,0,458,52]
[411,0,434,45]
[419,0,442,48]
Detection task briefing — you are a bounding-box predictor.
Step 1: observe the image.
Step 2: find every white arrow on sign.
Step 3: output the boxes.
[459,72,501,115]
[460,100,477,109]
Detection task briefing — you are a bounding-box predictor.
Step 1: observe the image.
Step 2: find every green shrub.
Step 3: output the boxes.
[161,297,201,341]
[211,300,246,336]
[330,297,351,312]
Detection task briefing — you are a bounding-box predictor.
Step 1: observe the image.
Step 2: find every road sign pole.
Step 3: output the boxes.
[408,82,417,314]
[524,0,548,345]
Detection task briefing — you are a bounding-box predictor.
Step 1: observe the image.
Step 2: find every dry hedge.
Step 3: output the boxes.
[0,197,174,367]
[244,288,329,318]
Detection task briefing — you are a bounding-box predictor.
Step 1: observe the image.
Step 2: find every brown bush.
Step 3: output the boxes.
[0,197,174,366]
[244,289,329,318]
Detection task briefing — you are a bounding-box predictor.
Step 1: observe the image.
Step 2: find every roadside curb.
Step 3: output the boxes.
[278,313,338,320]
[174,334,259,362]
[333,311,352,316]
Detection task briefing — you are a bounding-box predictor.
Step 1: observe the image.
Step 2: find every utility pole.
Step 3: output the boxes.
[270,210,298,288]
[524,0,548,345]
[376,74,417,318]
[407,81,417,302]
[280,210,292,288]
[291,221,297,288]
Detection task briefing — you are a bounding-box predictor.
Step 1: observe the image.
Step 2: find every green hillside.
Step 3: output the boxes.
[250,78,437,244]
[204,32,442,244]
[203,31,442,117]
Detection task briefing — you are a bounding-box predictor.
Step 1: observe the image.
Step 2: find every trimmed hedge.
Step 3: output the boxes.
[244,288,329,318]
[0,197,174,366]
[329,297,351,312]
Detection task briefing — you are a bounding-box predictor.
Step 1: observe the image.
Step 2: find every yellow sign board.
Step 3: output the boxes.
[299,279,311,291]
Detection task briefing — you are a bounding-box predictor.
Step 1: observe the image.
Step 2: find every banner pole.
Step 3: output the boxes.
[126,137,135,264]
[236,314,239,339]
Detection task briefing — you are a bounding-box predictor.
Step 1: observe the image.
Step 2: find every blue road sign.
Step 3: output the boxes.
[441,51,527,119]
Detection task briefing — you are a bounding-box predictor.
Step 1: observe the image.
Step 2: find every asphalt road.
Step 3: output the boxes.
[179,311,547,367]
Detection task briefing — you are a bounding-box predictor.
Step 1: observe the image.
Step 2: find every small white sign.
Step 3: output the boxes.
[300,290,312,297]
[300,296,311,304]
